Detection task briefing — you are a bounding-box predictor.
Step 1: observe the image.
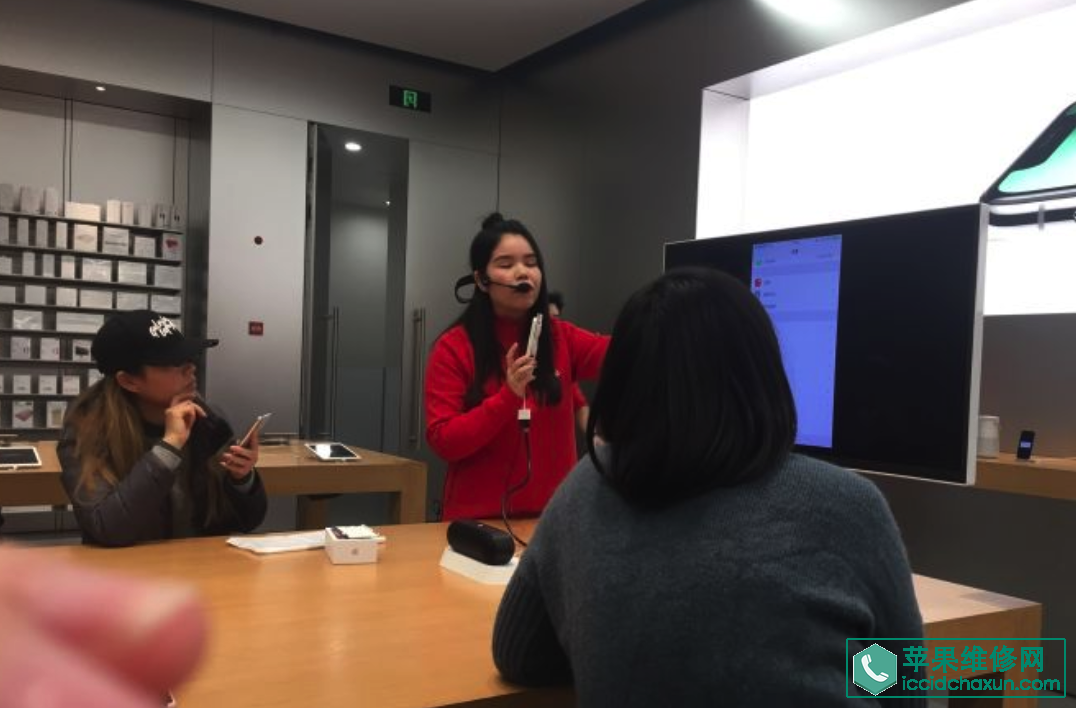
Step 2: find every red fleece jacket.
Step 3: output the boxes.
[425,316,609,520]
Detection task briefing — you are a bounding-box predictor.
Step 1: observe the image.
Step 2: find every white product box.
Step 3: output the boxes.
[105,200,122,223]
[117,261,147,285]
[0,184,14,210]
[0,217,7,243]
[71,339,93,361]
[37,375,57,395]
[12,375,31,394]
[41,254,54,277]
[80,289,113,309]
[54,221,69,249]
[87,369,103,387]
[39,338,61,361]
[133,235,156,258]
[60,255,76,279]
[15,218,29,245]
[0,256,12,275]
[62,375,81,396]
[121,201,135,225]
[66,202,101,221]
[23,285,46,305]
[0,375,4,393]
[33,220,48,247]
[20,252,34,275]
[101,227,130,255]
[154,203,170,229]
[56,312,103,333]
[18,187,41,214]
[43,188,60,217]
[323,526,381,565]
[72,224,98,252]
[55,287,77,307]
[81,258,112,283]
[161,234,183,261]
[116,292,148,311]
[9,337,32,359]
[170,204,184,231]
[154,265,181,289]
[47,401,67,428]
[150,294,181,314]
[0,286,15,304]
[12,401,35,428]
[136,203,154,227]
[12,310,43,330]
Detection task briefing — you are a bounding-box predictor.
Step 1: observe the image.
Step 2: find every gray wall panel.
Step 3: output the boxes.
[0,90,65,194]
[69,103,186,212]
[212,15,499,154]
[206,105,308,431]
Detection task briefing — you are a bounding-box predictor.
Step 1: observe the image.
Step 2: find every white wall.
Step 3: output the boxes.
[206,105,307,430]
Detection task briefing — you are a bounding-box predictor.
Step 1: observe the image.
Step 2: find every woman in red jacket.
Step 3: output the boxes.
[426,214,609,521]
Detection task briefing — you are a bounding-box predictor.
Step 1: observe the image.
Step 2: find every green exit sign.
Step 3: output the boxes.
[389,85,432,113]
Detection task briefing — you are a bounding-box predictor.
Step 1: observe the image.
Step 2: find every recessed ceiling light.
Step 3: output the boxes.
[385,200,391,206]
[95,85,107,92]
[757,0,848,28]
[345,142,362,152]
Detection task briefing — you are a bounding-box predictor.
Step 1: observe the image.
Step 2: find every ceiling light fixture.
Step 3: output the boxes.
[757,0,849,28]
[385,200,391,206]
[95,85,107,92]
[345,141,362,152]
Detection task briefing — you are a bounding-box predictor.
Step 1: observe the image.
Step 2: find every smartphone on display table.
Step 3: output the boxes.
[238,413,272,448]
[306,442,361,461]
[1016,430,1035,460]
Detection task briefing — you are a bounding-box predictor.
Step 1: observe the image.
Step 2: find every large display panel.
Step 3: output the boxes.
[665,205,986,484]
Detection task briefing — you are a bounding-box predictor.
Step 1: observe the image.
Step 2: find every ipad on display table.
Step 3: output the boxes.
[0,446,41,468]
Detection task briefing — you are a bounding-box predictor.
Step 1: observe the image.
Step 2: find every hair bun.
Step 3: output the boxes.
[481,212,505,230]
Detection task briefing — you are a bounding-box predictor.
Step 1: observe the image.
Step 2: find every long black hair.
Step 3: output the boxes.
[586,267,797,506]
[448,213,561,409]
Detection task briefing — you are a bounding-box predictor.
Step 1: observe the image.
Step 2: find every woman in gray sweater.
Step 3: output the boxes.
[493,267,925,707]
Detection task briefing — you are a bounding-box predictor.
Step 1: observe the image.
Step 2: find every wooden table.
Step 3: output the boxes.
[976,453,1076,502]
[34,521,1041,708]
[0,441,427,527]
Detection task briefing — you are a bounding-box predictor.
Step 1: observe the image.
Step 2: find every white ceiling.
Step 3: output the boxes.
[184,0,650,70]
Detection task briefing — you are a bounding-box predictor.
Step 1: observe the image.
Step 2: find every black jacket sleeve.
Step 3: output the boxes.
[58,430,178,547]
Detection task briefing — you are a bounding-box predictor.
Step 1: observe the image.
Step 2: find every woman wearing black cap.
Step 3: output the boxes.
[58,310,267,547]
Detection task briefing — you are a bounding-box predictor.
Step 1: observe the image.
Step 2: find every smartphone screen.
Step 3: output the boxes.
[983,102,1076,204]
[1016,430,1035,460]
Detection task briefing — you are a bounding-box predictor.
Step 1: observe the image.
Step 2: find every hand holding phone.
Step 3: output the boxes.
[525,314,543,358]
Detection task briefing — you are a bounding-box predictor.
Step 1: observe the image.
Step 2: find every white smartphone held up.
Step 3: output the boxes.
[525,313,543,358]
[238,412,272,448]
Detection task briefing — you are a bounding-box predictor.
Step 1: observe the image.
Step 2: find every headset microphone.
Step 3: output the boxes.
[489,279,533,293]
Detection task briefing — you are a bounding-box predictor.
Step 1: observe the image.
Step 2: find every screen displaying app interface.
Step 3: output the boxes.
[751,235,842,448]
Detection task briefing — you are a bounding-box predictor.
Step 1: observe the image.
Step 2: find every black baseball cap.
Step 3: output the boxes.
[92,310,219,375]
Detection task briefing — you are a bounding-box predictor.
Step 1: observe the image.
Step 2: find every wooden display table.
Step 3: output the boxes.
[0,441,427,527]
[34,520,1041,708]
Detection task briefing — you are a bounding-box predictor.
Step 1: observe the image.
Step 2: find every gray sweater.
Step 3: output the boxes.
[493,453,925,707]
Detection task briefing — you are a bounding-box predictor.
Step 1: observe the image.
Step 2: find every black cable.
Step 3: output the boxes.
[500,415,532,548]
